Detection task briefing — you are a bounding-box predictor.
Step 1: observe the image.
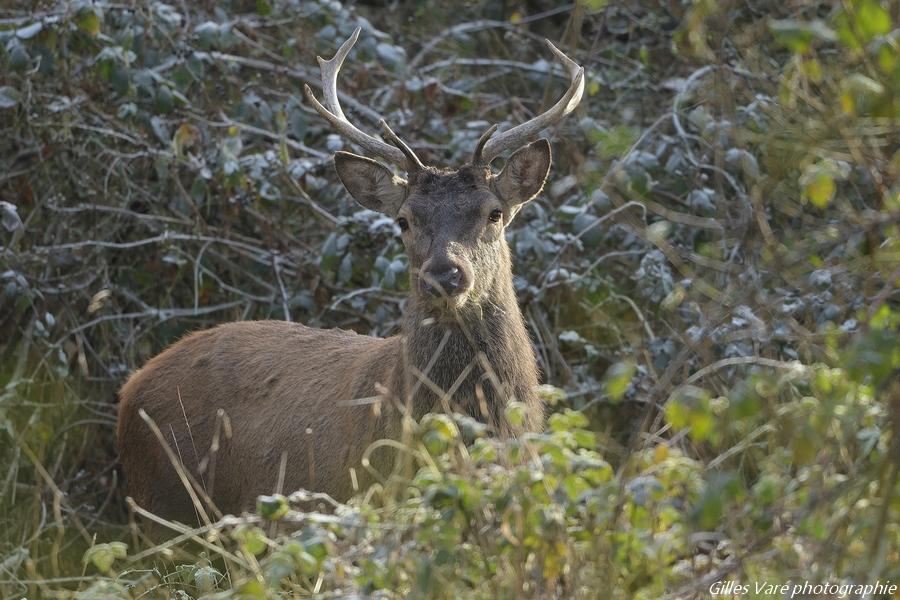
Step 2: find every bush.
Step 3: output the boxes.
[0,0,897,597]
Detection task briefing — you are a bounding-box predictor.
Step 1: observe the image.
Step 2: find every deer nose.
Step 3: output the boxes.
[423,265,464,297]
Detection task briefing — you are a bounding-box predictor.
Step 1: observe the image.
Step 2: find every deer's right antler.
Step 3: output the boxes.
[475,39,584,165]
[303,27,425,173]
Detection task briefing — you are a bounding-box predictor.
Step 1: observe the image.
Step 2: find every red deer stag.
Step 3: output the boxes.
[117,28,584,521]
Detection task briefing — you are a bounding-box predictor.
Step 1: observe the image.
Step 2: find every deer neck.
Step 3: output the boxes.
[398,263,541,431]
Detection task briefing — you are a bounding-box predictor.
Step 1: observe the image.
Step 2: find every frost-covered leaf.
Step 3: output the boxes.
[1,202,23,232]
[0,86,19,109]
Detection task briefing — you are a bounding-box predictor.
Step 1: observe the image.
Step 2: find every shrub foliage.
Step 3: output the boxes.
[0,0,897,598]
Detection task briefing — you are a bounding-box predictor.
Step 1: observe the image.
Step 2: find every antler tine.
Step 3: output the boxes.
[479,39,585,164]
[380,120,426,173]
[303,27,413,171]
[471,124,499,166]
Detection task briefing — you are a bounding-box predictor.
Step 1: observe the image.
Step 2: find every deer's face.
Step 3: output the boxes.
[335,140,552,313]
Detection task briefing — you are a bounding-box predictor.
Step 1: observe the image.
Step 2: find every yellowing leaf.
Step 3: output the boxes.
[653,444,669,463]
[661,284,685,311]
[803,169,835,208]
[581,0,610,13]
[801,58,822,82]
[173,123,200,157]
[77,10,101,37]
[870,33,899,75]
[840,73,885,115]
[800,160,849,208]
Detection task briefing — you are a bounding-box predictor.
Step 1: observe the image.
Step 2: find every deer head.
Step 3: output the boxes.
[304,28,584,315]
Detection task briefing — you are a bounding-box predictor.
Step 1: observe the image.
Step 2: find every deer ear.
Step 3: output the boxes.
[492,139,552,210]
[334,152,407,215]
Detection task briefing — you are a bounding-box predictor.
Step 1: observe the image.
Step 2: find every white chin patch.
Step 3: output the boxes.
[432,291,470,312]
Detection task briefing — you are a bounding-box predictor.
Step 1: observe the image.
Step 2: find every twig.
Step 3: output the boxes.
[272,253,291,322]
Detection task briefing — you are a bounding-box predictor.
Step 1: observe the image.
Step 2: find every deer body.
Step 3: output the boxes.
[117,29,583,521]
[118,322,402,518]
[118,256,541,518]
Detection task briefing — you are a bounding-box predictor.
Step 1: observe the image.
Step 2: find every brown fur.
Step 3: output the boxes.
[117,141,552,521]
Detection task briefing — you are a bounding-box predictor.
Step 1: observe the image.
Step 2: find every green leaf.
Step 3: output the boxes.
[588,124,640,160]
[505,401,528,427]
[769,19,836,53]
[298,527,330,562]
[264,551,296,584]
[233,525,268,556]
[602,361,635,403]
[76,8,102,37]
[83,542,127,573]
[855,0,891,41]
[752,473,780,506]
[238,579,268,598]
[661,284,685,311]
[421,413,459,441]
[572,429,596,449]
[469,438,496,462]
[536,384,567,406]
[257,494,289,520]
[548,409,589,432]
[691,472,741,529]
[580,0,610,13]
[108,542,127,559]
[423,430,449,455]
[665,386,713,442]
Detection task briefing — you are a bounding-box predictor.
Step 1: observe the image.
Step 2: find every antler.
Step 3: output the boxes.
[472,124,499,166]
[303,27,424,173]
[478,40,585,164]
[380,120,426,172]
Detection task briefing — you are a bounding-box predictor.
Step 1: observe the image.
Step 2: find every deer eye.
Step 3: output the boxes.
[397,217,409,232]
[489,209,503,223]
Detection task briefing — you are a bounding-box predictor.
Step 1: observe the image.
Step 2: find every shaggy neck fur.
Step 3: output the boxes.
[396,244,543,434]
